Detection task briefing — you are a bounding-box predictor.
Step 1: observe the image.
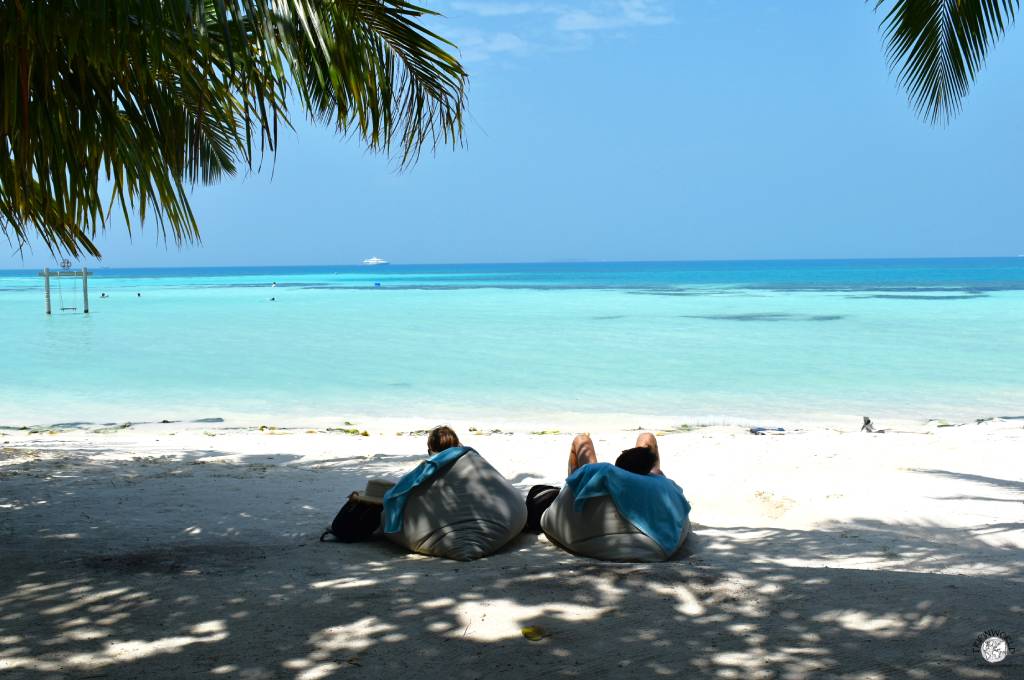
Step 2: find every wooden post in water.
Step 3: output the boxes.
[43,268,51,315]
[82,267,89,314]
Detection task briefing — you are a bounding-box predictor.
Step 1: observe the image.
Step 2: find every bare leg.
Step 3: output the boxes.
[635,432,663,476]
[568,433,597,474]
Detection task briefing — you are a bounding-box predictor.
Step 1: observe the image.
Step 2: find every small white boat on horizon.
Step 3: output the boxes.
[362,257,389,266]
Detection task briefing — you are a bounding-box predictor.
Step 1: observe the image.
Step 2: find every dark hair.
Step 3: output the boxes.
[614,446,657,475]
[427,425,460,454]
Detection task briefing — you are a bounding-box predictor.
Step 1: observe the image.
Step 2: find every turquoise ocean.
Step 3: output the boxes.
[1,258,1022,426]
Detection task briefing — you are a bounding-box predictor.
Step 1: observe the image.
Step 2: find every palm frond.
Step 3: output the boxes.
[877,0,1019,124]
[0,0,467,258]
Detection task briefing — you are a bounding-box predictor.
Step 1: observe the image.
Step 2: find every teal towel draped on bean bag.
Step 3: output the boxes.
[383,447,527,561]
[541,463,691,562]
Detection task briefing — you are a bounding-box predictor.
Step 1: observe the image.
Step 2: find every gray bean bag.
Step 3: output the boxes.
[541,485,689,562]
[384,449,526,561]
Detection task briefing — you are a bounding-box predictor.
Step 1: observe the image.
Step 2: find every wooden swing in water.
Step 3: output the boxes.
[39,260,90,315]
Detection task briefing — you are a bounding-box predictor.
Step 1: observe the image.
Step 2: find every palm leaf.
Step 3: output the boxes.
[877,0,1019,124]
[0,0,467,258]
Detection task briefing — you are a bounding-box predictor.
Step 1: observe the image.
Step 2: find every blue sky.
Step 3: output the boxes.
[7,0,1024,267]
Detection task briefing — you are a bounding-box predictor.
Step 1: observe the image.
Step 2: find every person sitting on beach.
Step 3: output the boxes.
[567,431,664,477]
[532,431,690,559]
[380,424,527,560]
[523,431,666,532]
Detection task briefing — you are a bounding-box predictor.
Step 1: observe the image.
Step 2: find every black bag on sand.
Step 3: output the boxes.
[320,494,384,543]
[524,484,560,534]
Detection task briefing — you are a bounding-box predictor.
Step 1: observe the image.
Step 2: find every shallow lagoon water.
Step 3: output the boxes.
[1,259,1022,425]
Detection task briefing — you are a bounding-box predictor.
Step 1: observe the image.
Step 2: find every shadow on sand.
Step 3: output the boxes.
[1,449,1021,679]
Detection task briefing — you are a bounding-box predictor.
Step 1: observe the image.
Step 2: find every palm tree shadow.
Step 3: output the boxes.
[911,468,1024,495]
[2,450,1022,679]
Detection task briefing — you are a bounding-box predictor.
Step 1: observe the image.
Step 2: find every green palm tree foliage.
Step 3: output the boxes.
[1,0,466,257]
[877,0,1018,124]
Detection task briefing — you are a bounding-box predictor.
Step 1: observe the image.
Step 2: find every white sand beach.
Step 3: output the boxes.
[1,417,1022,679]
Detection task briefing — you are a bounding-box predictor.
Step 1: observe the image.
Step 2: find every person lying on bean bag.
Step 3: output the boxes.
[383,426,527,561]
[539,432,691,562]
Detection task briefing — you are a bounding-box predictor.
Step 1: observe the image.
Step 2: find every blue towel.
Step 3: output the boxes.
[382,446,473,533]
[565,463,691,554]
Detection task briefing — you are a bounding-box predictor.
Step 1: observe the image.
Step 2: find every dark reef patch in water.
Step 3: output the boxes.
[681,313,845,322]
[754,284,1014,294]
[850,293,985,300]
[626,288,738,297]
[592,315,627,320]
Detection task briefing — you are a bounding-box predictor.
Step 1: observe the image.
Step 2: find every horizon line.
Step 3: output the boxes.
[1,254,1022,271]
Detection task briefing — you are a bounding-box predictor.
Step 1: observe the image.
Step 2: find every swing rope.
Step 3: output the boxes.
[56,271,65,310]
[55,267,78,312]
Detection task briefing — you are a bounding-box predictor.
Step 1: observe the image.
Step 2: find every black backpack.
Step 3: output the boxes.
[524,484,560,534]
[320,495,384,543]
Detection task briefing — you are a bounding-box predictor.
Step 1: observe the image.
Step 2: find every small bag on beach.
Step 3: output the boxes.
[319,480,392,543]
[524,484,561,534]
